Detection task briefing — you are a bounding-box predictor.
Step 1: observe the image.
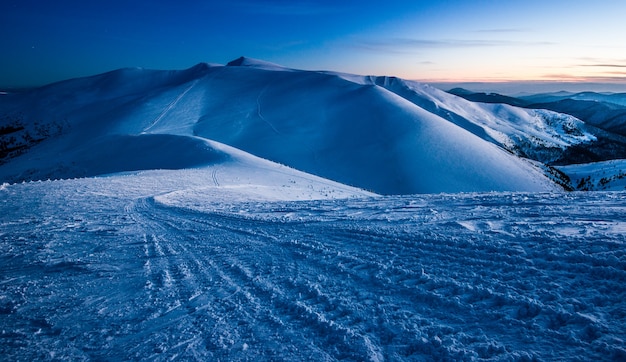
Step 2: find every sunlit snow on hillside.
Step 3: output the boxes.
[0,58,564,194]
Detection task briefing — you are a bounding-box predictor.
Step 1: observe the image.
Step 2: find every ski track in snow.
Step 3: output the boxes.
[211,168,220,187]
[142,79,199,134]
[256,85,282,136]
[1,180,625,361]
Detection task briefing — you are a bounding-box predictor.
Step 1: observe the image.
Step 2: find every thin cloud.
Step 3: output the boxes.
[579,64,626,68]
[540,72,626,83]
[577,57,626,64]
[354,38,554,52]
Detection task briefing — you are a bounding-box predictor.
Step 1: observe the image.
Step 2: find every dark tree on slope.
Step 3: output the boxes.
[0,114,68,164]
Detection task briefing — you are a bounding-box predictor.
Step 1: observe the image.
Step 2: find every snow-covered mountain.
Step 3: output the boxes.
[364,77,598,164]
[448,88,626,158]
[521,91,626,107]
[0,57,569,194]
[2,58,626,361]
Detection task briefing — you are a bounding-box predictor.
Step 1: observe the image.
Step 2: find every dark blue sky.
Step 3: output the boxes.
[2,0,626,88]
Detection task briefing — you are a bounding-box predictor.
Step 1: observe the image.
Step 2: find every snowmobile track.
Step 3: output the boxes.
[1,184,625,361]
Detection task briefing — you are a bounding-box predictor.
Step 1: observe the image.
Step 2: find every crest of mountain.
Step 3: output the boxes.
[520,91,626,107]
[226,56,293,72]
[0,58,566,194]
[448,88,530,107]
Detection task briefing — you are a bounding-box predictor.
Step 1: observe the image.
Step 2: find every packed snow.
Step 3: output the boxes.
[1,171,625,361]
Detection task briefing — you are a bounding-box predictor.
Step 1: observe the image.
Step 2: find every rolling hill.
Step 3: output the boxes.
[0,57,563,194]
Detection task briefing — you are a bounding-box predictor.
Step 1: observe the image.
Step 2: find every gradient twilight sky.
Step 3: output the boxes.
[2,0,626,89]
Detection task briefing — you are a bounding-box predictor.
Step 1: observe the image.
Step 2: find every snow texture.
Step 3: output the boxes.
[1,172,625,361]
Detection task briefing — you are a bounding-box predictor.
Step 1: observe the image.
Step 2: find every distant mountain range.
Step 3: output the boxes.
[449,87,626,138]
[1,57,624,193]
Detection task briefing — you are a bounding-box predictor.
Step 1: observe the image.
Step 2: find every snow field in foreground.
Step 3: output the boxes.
[1,171,625,361]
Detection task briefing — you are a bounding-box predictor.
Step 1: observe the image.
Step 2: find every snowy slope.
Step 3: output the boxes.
[190,63,556,194]
[557,159,626,191]
[525,98,626,137]
[451,89,626,139]
[0,58,559,194]
[446,88,626,165]
[1,176,625,361]
[357,76,597,163]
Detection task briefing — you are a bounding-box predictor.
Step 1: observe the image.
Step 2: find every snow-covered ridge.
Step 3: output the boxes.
[352,75,597,163]
[226,56,294,72]
[0,57,566,193]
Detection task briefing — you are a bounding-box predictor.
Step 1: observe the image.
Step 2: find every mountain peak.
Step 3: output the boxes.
[447,87,475,95]
[226,56,292,71]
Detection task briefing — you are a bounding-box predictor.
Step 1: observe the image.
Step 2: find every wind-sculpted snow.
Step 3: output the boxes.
[1,174,625,360]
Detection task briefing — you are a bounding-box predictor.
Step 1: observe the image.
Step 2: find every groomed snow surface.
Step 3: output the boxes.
[1,168,625,361]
